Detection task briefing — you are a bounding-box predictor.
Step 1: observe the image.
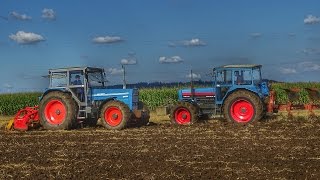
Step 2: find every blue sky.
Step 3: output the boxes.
[1,0,320,92]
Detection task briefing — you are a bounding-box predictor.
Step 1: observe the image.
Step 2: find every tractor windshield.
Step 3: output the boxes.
[88,71,105,87]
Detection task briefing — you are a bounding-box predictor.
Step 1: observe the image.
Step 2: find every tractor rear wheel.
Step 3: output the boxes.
[223,90,263,124]
[100,100,130,130]
[39,92,77,130]
[170,101,199,125]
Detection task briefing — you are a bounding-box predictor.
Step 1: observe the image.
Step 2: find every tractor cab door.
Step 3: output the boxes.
[69,71,85,102]
[215,69,233,104]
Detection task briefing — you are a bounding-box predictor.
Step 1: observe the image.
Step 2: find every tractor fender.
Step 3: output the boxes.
[98,98,116,114]
[174,99,200,114]
[222,88,261,104]
[39,88,71,101]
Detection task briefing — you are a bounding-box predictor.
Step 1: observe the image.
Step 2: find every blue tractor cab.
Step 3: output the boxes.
[38,67,149,130]
[171,64,270,124]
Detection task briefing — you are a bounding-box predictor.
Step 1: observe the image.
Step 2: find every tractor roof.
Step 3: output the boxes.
[214,64,262,70]
[49,66,104,73]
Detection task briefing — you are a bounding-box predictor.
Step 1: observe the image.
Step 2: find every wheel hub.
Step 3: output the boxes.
[112,114,118,120]
[56,109,61,115]
[182,114,187,119]
[240,107,247,113]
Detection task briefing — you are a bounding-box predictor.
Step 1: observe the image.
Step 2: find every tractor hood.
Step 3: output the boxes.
[91,88,139,110]
[178,88,215,100]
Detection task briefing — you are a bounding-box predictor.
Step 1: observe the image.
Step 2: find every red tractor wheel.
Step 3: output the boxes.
[44,100,66,125]
[170,101,198,125]
[230,99,254,123]
[104,107,123,126]
[223,90,263,123]
[100,100,130,130]
[39,92,77,130]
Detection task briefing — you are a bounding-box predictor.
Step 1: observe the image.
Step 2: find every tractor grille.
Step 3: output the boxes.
[196,97,215,109]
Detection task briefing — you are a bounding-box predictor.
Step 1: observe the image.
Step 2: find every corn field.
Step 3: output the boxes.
[272,82,320,105]
[139,87,179,110]
[0,92,41,116]
[0,82,320,116]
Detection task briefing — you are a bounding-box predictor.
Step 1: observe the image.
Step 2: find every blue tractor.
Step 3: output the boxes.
[170,64,270,124]
[38,67,149,130]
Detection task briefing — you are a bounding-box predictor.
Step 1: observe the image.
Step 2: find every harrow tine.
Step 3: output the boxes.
[5,119,14,131]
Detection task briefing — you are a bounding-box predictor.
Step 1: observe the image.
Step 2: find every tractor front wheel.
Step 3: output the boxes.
[170,101,199,125]
[223,90,263,124]
[39,92,77,130]
[100,100,131,130]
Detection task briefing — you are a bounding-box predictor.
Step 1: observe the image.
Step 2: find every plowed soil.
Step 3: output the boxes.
[1,118,320,179]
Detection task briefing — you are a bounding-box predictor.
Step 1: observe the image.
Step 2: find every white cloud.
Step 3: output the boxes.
[298,61,320,71]
[280,67,297,74]
[10,11,32,21]
[9,31,45,44]
[3,83,13,89]
[42,8,56,20]
[92,36,123,44]
[183,38,206,46]
[186,73,201,79]
[120,58,137,65]
[106,68,124,75]
[300,48,320,55]
[168,42,177,47]
[250,33,262,38]
[304,15,320,25]
[159,56,183,64]
[279,61,320,75]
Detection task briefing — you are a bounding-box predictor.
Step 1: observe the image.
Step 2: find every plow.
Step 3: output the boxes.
[269,88,320,118]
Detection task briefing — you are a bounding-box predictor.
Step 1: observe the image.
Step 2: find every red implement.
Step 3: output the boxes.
[13,106,39,131]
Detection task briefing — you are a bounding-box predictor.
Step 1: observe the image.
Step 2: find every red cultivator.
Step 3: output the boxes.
[267,88,320,118]
[6,106,40,131]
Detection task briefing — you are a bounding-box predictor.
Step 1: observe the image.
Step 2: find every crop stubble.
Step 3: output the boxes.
[0,118,320,179]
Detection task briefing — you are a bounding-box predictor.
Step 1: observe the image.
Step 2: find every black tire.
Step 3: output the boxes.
[39,91,77,130]
[223,90,263,124]
[100,100,131,130]
[170,101,199,125]
[137,101,150,126]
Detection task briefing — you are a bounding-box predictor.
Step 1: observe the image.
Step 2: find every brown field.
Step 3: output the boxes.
[0,113,320,179]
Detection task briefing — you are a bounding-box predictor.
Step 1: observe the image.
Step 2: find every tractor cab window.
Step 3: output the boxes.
[216,70,232,85]
[69,71,85,101]
[70,71,84,85]
[234,70,252,85]
[88,71,105,87]
[252,68,262,84]
[51,72,67,87]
